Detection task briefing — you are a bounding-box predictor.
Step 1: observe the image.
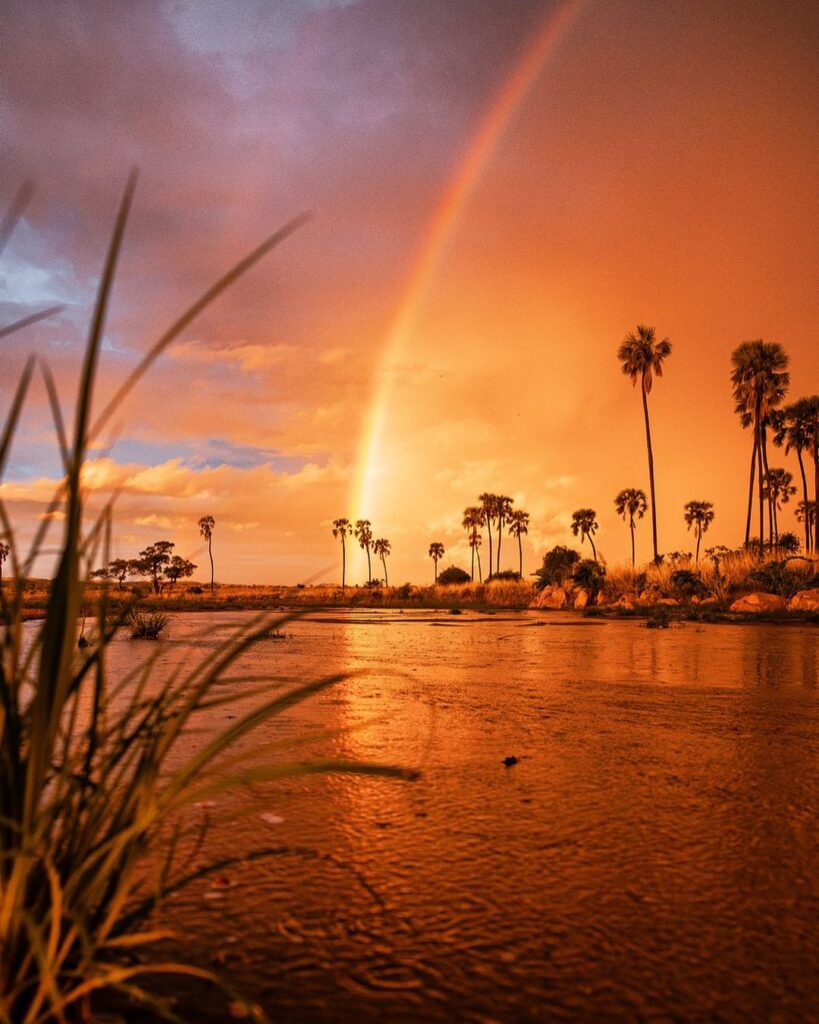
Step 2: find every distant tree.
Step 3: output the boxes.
[572,559,606,598]
[462,506,485,581]
[494,495,513,574]
[354,519,373,583]
[617,324,672,562]
[762,468,796,546]
[164,555,196,589]
[0,542,8,585]
[428,541,445,584]
[437,565,471,585]
[614,488,648,568]
[332,517,352,588]
[373,538,391,587]
[772,398,816,551]
[135,541,175,594]
[683,501,714,562]
[795,500,817,547]
[730,340,789,553]
[570,508,599,562]
[507,508,529,578]
[478,493,498,577]
[777,532,800,554]
[198,515,215,594]
[533,546,580,589]
[109,558,132,588]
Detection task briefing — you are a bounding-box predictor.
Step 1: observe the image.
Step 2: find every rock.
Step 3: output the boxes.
[656,597,678,606]
[503,756,518,767]
[787,588,819,612]
[730,592,787,613]
[573,588,589,609]
[537,586,567,609]
[614,599,635,611]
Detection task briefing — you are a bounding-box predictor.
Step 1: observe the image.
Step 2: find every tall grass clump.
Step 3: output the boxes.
[0,177,413,1022]
[127,608,170,640]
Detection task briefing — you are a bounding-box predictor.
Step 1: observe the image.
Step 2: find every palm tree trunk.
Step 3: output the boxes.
[641,379,659,562]
[814,441,819,553]
[518,533,523,578]
[341,538,346,588]
[760,427,773,549]
[756,419,765,555]
[486,520,493,579]
[696,527,701,563]
[433,558,438,584]
[476,548,482,583]
[366,546,372,583]
[630,519,635,568]
[382,555,388,587]
[588,533,597,562]
[208,535,214,596]
[744,432,758,546]
[496,516,503,574]
[470,541,475,581]
[796,449,810,552]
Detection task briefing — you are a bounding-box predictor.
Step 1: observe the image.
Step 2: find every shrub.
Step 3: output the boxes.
[572,559,606,595]
[669,569,708,599]
[127,608,170,639]
[187,584,205,594]
[396,582,413,599]
[533,546,580,589]
[748,560,802,597]
[437,565,471,585]
[778,532,800,554]
[486,569,521,581]
[646,605,672,629]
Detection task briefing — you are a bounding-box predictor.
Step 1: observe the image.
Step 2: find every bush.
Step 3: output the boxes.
[669,569,708,599]
[127,609,170,639]
[187,584,204,594]
[748,560,803,597]
[533,546,580,589]
[486,569,521,581]
[778,532,800,554]
[572,559,606,595]
[646,605,672,629]
[437,565,471,585]
[396,582,413,599]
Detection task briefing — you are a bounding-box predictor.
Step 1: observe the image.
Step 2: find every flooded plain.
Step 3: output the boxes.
[104,610,818,1022]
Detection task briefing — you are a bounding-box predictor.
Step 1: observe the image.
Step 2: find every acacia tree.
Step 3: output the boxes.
[614,488,648,568]
[571,509,599,562]
[462,506,484,581]
[773,399,816,551]
[507,509,529,578]
[478,493,498,577]
[332,517,352,588]
[617,324,672,562]
[494,496,513,574]
[198,515,215,595]
[429,542,445,583]
[0,542,10,585]
[683,501,714,562]
[354,519,373,584]
[763,468,796,547]
[373,538,391,587]
[730,340,789,554]
[164,555,196,590]
[135,541,175,595]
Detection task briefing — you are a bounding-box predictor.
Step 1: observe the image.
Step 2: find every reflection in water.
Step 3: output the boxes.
[94,612,817,1021]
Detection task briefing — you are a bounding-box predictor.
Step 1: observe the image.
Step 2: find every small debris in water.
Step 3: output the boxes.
[503,756,519,767]
[260,812,285,825]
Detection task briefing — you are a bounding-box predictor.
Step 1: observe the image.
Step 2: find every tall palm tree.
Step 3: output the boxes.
[462,506,485,581]
[0,542,9,585]
[683,500,714,562]
[354,519,373,583]
[763,468,796,547]
[478,493,498,576]
[373,538,391,587]
[773,398,817,552]
[796,395,819,551]
[571,508,598,562]
[429,541,445,584]
[730,340,789,554]
[796,500,817,549]
[507,509,529,578]
[617,324,672,562]
[470,531,483,583]
[198,515,215,595]
[614,488,648,567]
[332,517,352,587]
[495,495,513,574]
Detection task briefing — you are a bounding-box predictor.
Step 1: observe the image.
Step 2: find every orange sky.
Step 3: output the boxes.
[1,0,817,584]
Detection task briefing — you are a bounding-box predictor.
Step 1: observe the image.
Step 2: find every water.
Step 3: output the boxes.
[104,611,819,1022]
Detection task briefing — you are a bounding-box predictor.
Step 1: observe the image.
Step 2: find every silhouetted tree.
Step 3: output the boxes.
[773,398,816,551]
[763,468,796,546]
[332,517,352,588]
[617,324,672,562]
[507,508,529,578]
[571,509,598,562]
[135,541,175,594]
[683,501,714,562]
[164,555,196,589]
[796,500,817,547]
[478,494,498,576]
[462,506,484,581]
[614,488,648,568]
[429,541,445,583]
[354,519,373,583]
[198,515,215,594]
[373,538,391,587]
[495,495,513,573]
[730,340,789,553]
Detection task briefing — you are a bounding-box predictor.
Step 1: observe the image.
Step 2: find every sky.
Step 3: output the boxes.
[1,0,817,585]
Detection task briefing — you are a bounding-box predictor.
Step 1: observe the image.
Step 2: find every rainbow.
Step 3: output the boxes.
[352,0,585,522]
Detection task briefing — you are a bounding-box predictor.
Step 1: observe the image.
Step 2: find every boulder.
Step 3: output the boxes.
[613,598,634,612]
[534,586,567,610]
[730,592,787,613]
[573,588,589,610]
[655,597,679,606]
[787,588,819,612]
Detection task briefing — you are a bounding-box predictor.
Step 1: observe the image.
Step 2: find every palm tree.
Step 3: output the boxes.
[793,395,819,551]
[354,519,373,583]
[730,340,789,554]
[683,500,714,562]
[571,508,598,562]
[613,488,648,568]
[429,541,445,583]
[0,542,9,585]
[373,538,391,587]
[795,500,817,549]
[507,509,529,578]
[773,399,815,551]
[478,493,498,576]
[763,468,796,546]
[332,517,352,588]
[462,506,485,581]
[617,324,672,562]
[470,531,483,583]
[494,495,513,574]
[198,515,215,595]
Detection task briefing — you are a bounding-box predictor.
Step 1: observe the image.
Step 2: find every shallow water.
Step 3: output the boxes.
[105,611,818,1022]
